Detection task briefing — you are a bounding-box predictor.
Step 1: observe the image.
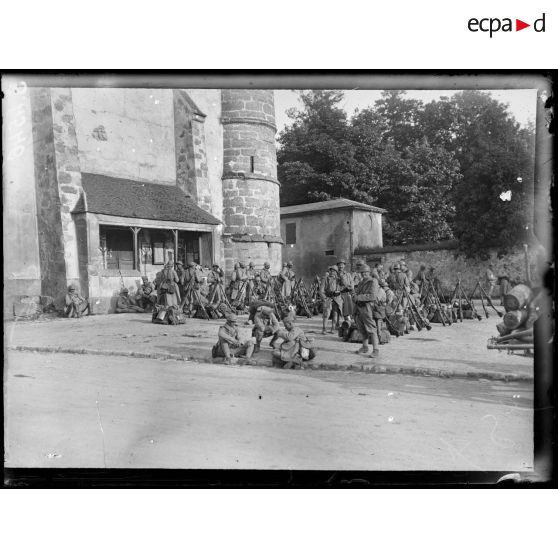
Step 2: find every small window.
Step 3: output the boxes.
[99,226,135,270]
[285,222,296,245]
[324,249,335,256]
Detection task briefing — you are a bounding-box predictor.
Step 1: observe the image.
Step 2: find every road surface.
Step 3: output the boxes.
[4,350,533,471]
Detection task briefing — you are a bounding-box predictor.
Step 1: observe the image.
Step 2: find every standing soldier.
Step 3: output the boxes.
[260,261,272,287]
[279,261,295,302]
[320,264,343,335]
[208,263,225,303]
[485,264,497,297]
[337,259,354,325]
[498,265,511,306]
[246,261,256,301]
[416,264,427,290]
[158,261,181,307]
[175,261,186,299]
[352,264,380,358]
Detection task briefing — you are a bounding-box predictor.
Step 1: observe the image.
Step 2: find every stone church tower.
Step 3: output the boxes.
[221,90,283,274]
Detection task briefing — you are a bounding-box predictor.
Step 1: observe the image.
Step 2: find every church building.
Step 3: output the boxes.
[4,84,283,314]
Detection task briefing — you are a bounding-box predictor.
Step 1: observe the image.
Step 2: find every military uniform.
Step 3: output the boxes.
[337,260,354,318]
[213,315,255,362]
[279,262,295,300]
[252,306,280,351]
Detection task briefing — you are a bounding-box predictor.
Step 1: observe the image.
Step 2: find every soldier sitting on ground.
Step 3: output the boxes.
[252,305,280,353]
[64,284,93,318]
[212,312,256,365]
[136,276,157,310]
[115,288,147,313]
[272,314,316,370]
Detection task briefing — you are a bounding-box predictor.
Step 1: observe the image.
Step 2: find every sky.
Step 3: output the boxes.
[274,89,537,134]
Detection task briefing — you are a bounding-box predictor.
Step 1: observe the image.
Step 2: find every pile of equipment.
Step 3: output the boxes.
[487,284,536,354]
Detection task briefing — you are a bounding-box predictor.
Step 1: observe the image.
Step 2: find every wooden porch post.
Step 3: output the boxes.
[130,227,141,271]
[172,229,179,264]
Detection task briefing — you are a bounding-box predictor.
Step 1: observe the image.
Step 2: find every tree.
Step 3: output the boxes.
[277,90,358,206]
[423,91,535,257]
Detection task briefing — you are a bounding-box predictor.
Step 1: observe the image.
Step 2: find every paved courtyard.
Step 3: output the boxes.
[5,308,533,380]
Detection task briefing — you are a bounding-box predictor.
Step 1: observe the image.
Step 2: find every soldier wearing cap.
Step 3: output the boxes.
[352,263,380,358]
[116,287,147,313]
[337,259,354,323]
[320,264,343,335]
[136,276,157,310]
[279,261,295,301]
[260,262,272,286]
[252,305,280,352]
[184,261,202,290]
[64,284,92,318]
[158,260,181,307]
[208,263,225,303]
[213,312,256,365]
[272,314,306,369]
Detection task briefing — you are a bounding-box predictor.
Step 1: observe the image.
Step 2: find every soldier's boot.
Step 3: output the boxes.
[370,349,380,358]
[253,344,260,354]
[283,361,294,369]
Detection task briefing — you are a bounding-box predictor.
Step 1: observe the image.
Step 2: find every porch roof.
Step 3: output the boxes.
[72,173,221,226]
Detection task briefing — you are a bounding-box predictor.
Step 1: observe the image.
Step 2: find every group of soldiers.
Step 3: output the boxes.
[62,256,443,367]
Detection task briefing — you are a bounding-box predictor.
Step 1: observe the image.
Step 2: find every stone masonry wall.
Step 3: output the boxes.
[362,246,532,294]
[221,90,282,275]
[50,88,83,290]
[29,88,68,298]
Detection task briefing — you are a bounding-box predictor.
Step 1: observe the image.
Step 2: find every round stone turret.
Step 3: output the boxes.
[221,89,282,273]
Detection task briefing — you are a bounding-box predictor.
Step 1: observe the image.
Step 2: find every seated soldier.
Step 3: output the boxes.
[272,314,314,370]
[115,288,147,313]
[136,276,157,310]
[212,312,256,365]
[64,284,92,318]
[252,306,280,353]
[249,273,267,303]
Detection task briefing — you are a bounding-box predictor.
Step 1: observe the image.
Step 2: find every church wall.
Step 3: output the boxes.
[2,82,42,316]
[71,88,176,185]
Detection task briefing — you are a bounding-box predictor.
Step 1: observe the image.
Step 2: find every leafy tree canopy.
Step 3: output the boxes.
[277,89,535,256]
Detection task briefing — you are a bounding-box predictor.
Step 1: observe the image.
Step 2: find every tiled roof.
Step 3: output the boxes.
[280,197,386,216]
[73,173,221,225]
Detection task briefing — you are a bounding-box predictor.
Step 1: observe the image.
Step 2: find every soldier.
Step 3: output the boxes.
[260,261,272,287]
[136,276,157,310]
[374,262,388,288]
[498,265,511,306]
[337,259,354,325]
[485,264,497,297]
[252,305,280,353]
[158,261,181,307]
[64,284,92,318]
[116,287,147,313]
[212,312,256,365]
[231,261,249,309]
[279,261,295,301]
[208,263,226,304]
[250,272,267,302]
[401,261,413,282]
[272,314,306,369]
[246,261,256,301]
[352,264,380,358]
[175,262,186,298]
[320,264,343,335]
[416,264,427,288]
[184,261,202,290]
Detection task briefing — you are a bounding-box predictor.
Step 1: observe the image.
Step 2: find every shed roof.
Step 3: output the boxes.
[72,173,221,225]
[280,198,386,216]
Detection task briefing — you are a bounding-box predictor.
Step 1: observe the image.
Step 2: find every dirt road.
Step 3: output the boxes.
[4,350,533,471]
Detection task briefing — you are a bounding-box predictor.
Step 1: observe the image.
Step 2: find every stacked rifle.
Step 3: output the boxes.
[180,278,210,320]
[291,278,313,318]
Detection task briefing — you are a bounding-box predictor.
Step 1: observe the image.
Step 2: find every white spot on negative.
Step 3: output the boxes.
[499,190,512,202]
